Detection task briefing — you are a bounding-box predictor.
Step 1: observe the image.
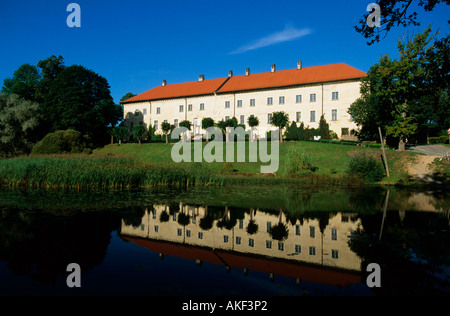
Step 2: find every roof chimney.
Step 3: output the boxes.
[228,70,233,77]
[271,64,276,73]
[198,74,205,82]
[245,68,250,76]
[162,79,167,86]
[297,60,302,70]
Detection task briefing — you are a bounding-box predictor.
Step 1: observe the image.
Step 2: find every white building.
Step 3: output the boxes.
[120,62,366,139]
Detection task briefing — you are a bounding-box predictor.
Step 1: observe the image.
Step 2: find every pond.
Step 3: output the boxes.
[0,185,449,296]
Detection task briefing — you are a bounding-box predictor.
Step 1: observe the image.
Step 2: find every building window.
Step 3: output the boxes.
[237,100,242,108]
[200,103,205,111]
[278,242,284,251]
[267,97,273,105]
[154,225,159,233]
[240,115,245,125]
[310,111,315,122]
[177,228,182,236]
[266,221,272,233]
[250,99,255,107]
[279,96,285,104]
[332,91,339,100]
[164,119,168,123]
[295,224,301,236]
[310,93,316,102]
[179,105,184,112]
[331,228,337,240]
[236,236,241,245]
[174,119,179,128]
[296,112,301,123]
[332,109,337,121]
[152,210,156,219]
[186,230,191,237]
[268,113,273,124]
[310,226,315,238]
[296,95,302,103]
[266,240,272,249]
[309,246,316,256]
[249,238,254,247]
[188,104,193,112]
[225,101,230,108]
[143,108,147,115]
[342,128,349,136]
[156,107,161,114]
[238,219,244,229]
[154,120,158,130]
[140,223,145,231]
[198,232,203,239]
[332,249,339,259]
[295,245,301,253]
[225,116,230,121]
[224,235,229,243]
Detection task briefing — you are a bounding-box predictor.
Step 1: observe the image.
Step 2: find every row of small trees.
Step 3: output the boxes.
[111,111,297,145]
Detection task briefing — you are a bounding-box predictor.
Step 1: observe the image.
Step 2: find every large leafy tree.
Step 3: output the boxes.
[1,64,41,102]
[270,111,289,142]
[355,0,449,45]
[0,94,42,157]
[349,27,449,149]
[42,65,122,145]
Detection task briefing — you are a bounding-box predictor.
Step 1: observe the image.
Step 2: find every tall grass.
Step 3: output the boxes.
[0,155,221,189]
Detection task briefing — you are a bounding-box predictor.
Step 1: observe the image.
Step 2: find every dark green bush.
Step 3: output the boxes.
[31,129,92,155]
[346,153,384,182]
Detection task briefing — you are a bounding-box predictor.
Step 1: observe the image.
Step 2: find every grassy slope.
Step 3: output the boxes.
[94,141,419,184]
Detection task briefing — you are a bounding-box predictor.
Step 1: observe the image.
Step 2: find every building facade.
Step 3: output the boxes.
[121,62,366,139]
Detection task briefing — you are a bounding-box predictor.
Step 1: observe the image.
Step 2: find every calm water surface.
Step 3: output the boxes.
[0,185,448,296]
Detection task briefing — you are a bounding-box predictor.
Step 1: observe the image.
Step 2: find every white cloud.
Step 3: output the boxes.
[229,25,312,55]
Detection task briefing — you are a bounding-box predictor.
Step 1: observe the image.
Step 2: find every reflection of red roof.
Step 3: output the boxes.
[122,235,360,287]
[120,63,366,104]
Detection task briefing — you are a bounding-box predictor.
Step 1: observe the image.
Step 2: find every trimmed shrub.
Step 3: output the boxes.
[346,153,384,182]
[31,129,92,155]
[284,147,319,175]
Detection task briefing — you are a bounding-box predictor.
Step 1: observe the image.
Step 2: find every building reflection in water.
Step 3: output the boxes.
[120,203,363,287]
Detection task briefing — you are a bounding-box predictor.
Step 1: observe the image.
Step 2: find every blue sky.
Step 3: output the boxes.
[0,0,448,103]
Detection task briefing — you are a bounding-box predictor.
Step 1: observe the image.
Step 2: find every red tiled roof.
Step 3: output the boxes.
[120,77,228,103]
[120,63,366,103]
[217,63,367,93]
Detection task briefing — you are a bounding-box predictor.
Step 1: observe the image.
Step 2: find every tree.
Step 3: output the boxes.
[161,121,172,144]
[112,126,128,145]
[247,115,259,142]
[120,92,136,102]
[318,114,331,139]
[36,55,65,102]
[349,27,449,149]
[354,0,449,45]
[1,64,41,102]
[42,65,122,146]
[0,94,41,157]
[270,111,289,142]
[133,125,147,145]
[179,120,192,130]
[201,117,215,141]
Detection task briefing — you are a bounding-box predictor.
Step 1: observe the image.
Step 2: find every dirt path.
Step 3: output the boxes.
[407,155,437,182]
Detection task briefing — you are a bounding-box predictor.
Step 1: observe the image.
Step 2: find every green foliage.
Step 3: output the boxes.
[0,156,220,189]
[133,125,147,145]
[428,136,449,144]
[284,147,318,175]
[120,92,136,102]
[318,114,331,139]
[0,93,41,157]
[1,64,41,101]
[271,111,289,129]
[31,129,92,155]
[346,153,385,182]
[284,121,300,141]
[201,117,215,130]
[247,115,259,128]
[112,126,128,144]
[179,120,192,130]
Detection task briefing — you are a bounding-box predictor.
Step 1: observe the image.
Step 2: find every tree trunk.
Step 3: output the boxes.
[165,133,168,144]
[279,128,283,143]
[250,127,254,142]
[138,139,141,146]
[398,137,406,151]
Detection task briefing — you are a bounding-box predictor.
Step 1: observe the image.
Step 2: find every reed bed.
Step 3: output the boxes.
[0,155,221,189]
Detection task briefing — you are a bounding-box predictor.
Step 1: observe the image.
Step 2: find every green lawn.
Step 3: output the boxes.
[94,140,418,184]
